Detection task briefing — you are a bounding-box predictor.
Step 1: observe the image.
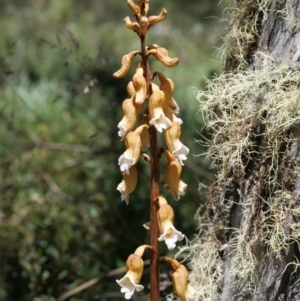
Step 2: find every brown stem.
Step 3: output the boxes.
[140,14,160,301]
[149,125,160,301]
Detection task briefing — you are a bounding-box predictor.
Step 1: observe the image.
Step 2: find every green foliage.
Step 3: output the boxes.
[0,0,229,300]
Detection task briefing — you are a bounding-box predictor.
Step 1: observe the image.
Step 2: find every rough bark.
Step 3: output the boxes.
[214,0,300,300]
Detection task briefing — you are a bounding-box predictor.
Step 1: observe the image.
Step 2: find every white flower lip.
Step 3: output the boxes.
[116,272,144,299]
[158,223,185,250]
[118,121,127,139]
[149,110,172,132]
[185,284,196,301]
[172,141,189,165]
[118,152,136,175]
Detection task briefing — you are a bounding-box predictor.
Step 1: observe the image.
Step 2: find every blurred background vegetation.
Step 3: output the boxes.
[0,0,230,300]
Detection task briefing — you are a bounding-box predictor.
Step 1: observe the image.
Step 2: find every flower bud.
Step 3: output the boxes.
[127,0,140,16]
[138,0,149,15]
[149,90,172,132]
[139,16,148,36]
[124,16,140,33]
[165,123,189,165]
[117,165,138,204]
[147,45,179,68]
[113,50,140,78]
[164,149,187,201]
[157,196,184,250]
[162,257,196,301]
[148,8,167,27]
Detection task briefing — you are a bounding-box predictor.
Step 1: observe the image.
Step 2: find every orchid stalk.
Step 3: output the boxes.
[113,0,194,299]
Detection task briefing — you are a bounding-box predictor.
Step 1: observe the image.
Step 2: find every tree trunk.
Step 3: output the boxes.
[190,1,300,300]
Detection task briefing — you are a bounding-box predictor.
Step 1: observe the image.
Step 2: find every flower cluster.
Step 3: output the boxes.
[113,0,195,300]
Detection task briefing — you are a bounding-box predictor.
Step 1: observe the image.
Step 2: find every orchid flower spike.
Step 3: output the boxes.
[116,245,152,299]
[132,66,147,105]
[118,96,143,139]
[156,71,179,114]
[118,124,148,174]
[113,50,140,78]
[164,149,187,201]
[162,257,196,301]
[149,90,172,132]
[165,123,189,165]
[157,196,184,250]
[117,165,138,204]
[147,44,179,68]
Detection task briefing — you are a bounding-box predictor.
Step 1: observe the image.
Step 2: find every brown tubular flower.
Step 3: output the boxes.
[147,45,179,68]
[148,8,167,27]
[118,96,142,139]
[156,71,179,114]
[164,149,187,201]
[149,90,172,132]
[132,66,147,105]
[157,196,184,250]
[165,122,189,165]
[118,124,148,174]
[162,257,196,301]
[116,245,152,299]
[113,50,140,78]
[117,165,138,204]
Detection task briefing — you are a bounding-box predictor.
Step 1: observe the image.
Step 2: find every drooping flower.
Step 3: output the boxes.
[164,149,187,201]
[118,96,142,139]
[157,196,184,250]
[162,257,196,301]
[116,245,152,299]
[117,165,138,204]
[149,90,172,132]
[165,123,189,165]
[156,71,179,115]
[118,125,148,174]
